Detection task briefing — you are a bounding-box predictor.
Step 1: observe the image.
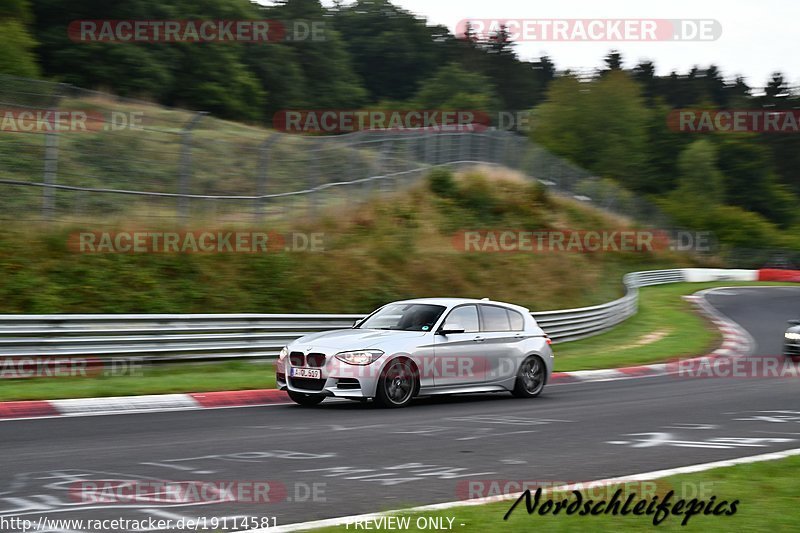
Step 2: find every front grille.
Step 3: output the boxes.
[289,377,327,391]
[306,353,326,367]
[785,343,800,356]
[289,352,305,366]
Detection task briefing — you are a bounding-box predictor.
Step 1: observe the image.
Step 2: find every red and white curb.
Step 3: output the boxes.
[0,288,755,421]
[549,287,753,384]
[0,389,290,421]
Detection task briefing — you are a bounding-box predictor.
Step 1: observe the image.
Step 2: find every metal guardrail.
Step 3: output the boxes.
[532,269,686,343]
[0,269,692,363]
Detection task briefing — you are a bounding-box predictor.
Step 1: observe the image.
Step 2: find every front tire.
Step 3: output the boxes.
[375,359,417,408]
[512,355,546,398]
[288,390,325,406]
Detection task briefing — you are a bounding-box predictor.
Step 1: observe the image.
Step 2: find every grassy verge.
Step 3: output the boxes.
[553,281,794,372]
[306,454,800,532]
[0,360,276,402]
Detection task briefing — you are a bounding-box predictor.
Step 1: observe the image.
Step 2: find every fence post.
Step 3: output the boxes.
[308,138,321,218]
[256,135,280,223]
[379,137,393,192]
[424,131,434,165]
[42,91,65,222]
[178,112,206,222]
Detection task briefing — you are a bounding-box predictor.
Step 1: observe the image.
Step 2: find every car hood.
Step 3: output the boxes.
[291,329,428,351]
[788,325,800,335]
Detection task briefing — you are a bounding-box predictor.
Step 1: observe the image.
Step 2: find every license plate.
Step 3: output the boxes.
[291,367,321,379]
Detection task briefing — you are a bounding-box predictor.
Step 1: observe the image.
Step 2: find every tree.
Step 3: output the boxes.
[717,137,795,228]
[0,0,40,77]
[263,0,367,108]
[674,139,725,205]
[413,63,499,112]
[332,0,446,103]
[602,50,623,73]
[632,61,656,103]
[532,71,650,191]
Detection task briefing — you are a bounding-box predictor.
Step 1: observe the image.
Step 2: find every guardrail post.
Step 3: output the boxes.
[178,112,206,223]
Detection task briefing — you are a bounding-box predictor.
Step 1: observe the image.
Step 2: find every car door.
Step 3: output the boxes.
[478,304,525,382]
[432,304,488,387]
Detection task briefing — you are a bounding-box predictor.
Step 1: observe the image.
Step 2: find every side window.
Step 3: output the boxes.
[444,305,479,333]
[481,305,511,332]
[508,309,525,331]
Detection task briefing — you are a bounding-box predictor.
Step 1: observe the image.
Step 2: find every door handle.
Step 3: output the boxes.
[472,336,485,342]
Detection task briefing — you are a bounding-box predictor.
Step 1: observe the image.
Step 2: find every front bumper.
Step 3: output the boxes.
[277,351,382,398]
[784,342,800,357]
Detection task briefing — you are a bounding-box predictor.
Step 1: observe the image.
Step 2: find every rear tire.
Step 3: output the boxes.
[512,355,546,398]
[288,390,325,406]
[375,359,417,408]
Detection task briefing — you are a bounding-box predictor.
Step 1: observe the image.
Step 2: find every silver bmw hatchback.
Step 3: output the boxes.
[276,298,554,408]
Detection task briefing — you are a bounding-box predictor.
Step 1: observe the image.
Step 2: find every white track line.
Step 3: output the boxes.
[261,447,800,532]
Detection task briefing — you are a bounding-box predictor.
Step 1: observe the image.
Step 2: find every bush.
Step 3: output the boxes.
[428,168,456,197]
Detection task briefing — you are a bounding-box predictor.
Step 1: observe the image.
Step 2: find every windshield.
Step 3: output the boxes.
[357,303,446,332]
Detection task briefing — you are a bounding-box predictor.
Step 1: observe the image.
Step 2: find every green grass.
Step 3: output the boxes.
[307,454,800,532]
[0,360,276,402]
[553,281,795,372]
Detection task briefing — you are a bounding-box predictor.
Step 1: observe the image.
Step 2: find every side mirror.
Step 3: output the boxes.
[788,320,800,326]
[438,323,465,335]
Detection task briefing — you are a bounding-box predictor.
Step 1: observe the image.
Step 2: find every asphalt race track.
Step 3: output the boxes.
[1,287,799,532]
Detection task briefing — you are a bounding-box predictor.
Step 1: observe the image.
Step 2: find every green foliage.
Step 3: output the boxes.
[674,139,725,205]
[533,72,650,191]
[0,173,683,314]
[428,168,455,196]
[717,137,796,228]
[0,0,40,77]
[413,63,499,113]
[2,0,799,254]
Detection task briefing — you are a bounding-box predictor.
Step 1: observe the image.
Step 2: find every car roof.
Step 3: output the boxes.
[390,297,531,313]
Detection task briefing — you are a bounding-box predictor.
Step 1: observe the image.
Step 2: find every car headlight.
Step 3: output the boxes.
[279,346,289,360]
[785,332,800,341]
[335,350,383,365]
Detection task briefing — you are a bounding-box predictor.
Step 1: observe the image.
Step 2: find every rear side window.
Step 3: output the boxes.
[444,305,480,333]
[508,309,525,331]
[480,305,511,331]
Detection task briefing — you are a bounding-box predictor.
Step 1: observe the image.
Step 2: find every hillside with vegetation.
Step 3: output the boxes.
[0,168,705,313]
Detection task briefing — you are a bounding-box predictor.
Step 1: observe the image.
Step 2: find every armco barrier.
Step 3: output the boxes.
[758,268,800,282]
[0,269,763,364]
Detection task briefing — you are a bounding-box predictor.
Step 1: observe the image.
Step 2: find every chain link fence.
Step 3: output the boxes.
[0,74,679,228]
